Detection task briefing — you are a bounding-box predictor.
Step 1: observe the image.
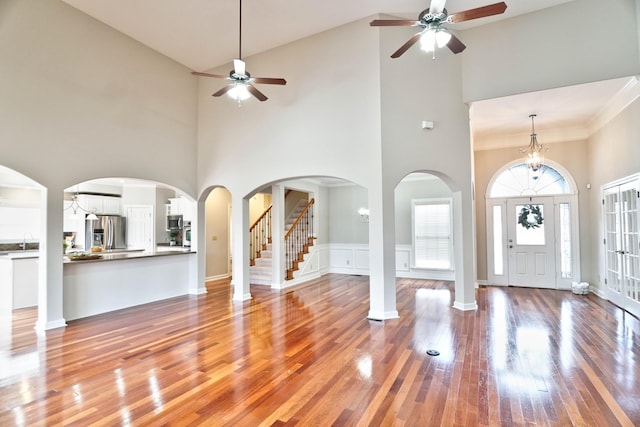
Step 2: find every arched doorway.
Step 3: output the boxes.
[485,161,580,289]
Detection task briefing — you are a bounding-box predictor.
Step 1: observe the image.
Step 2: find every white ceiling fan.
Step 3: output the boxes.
[191,0,287,102]
[370,0,507,58]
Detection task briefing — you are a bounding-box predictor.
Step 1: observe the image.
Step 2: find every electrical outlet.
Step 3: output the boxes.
[212,235,217,241]
[346,260,350,266]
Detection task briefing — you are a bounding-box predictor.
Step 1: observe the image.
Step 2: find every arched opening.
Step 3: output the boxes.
[485,161,580,289]
[0,165,45,334]
[203,187,232,282]
[394,172,455,282]
[63,178,196,254]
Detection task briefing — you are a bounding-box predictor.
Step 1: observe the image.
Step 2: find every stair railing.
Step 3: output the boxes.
[284,198,315,280]
[249,205,272,266]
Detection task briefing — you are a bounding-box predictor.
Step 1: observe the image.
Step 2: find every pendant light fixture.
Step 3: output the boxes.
[520,114,548,174]
[64,188,99,220]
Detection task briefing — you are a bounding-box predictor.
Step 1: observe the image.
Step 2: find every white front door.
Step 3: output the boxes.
[506,197,556,288]
[603,180,640,318]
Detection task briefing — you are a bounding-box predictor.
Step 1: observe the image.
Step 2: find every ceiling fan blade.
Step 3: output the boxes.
[429,0,448,15]
[449,2,507,23]
[211,85,233,97]
[370,19,419,27]
[390,32,423,58]
[253,77,287,85]
[233,59,246,77]
[247,85,268,102]
[191,71,227,79]
[447,33,466,54]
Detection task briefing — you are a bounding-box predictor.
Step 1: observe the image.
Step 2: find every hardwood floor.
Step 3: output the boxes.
[1,274,639,426]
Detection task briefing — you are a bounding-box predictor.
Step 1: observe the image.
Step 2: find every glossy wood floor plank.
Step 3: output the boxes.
[1,275,639,426]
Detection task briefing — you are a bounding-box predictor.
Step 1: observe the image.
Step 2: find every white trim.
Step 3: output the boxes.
[232,292,252,301]
[600,175,640,318]
[589,76,640,135]
[35,318,67,331]
[327,243,455,281]
[411,197,454,271]
[452,301,478,311]
[485,159,579,198]
[206,273,231,282]
[367,310,399,320]
[485,160,581,290]
[190,286,208,295]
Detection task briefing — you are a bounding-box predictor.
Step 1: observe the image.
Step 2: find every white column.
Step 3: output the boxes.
[191,197,207,295]
[231,195,251,301]
[452,189,478,311]
[35,187,67,331]
[367,185,399,320]
[270,185,285,287]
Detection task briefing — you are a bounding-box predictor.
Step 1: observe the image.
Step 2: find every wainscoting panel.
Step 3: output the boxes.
[327,244,454,280]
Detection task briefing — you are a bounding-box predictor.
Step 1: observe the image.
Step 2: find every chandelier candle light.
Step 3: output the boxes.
[520,114,548,174]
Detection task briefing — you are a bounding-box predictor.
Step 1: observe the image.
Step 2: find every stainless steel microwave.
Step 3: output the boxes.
[166,214,183,231]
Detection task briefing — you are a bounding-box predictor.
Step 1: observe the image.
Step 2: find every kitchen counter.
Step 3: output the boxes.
[0,253,39,311]
[63,249,198,321]
[0,250,40,259]
[63,248,193,263]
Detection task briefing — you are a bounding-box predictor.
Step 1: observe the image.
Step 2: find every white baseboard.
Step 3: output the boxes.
[232,292,252,301]
[367,310,399,320]
[35,318,67,331]
[453,301,478,311]
[206,274,230,282]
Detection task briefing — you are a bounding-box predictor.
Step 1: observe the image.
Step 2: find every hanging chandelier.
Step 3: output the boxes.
[520,114,548,174]
[64,191,98,220]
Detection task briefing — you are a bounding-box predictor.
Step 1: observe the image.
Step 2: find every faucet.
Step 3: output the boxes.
[20,232,34,250]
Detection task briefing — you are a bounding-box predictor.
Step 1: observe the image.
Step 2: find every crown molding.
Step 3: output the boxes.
[588,76,640,135]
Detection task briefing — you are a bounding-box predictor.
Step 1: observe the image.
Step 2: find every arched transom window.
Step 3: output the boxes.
[489,163,571,197]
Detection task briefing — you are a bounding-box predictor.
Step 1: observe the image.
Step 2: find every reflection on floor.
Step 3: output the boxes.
[0,275,639,425]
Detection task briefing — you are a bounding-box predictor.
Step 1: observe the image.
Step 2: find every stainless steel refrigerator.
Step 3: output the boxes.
[85,215,126,250]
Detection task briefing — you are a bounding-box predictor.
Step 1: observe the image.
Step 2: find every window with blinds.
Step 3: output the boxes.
[412,199,452,269]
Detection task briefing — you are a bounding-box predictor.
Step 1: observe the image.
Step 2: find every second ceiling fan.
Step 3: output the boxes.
[191,0,286,102]
[370,0,507,58]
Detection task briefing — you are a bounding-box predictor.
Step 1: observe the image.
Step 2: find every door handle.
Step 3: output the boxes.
[616,250,626,255]
[509,245,513,249]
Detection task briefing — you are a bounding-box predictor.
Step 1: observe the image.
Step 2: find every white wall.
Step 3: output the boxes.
[327,185,369,244]
[461,0,640,103]
[0,0,198,193]
[196,17,382,197]
[0,0,198,329]
[587,96,640,294]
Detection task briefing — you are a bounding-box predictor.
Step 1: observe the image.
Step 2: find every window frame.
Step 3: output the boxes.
[411,197,454,271]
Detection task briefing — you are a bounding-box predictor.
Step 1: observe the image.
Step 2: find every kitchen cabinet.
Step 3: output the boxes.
[102,197,122,215]
[0,253,39,310]
[166,197,193,221]
[77,195,122,216]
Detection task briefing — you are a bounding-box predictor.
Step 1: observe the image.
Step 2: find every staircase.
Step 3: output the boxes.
[249,199,314,285]
[250,243,273,285]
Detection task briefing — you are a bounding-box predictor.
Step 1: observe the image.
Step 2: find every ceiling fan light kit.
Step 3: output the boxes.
[419,27,452,54]
[370,1,507,59]
[228,83,251,101]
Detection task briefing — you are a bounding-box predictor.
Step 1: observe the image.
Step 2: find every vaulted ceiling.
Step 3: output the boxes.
[60,0,573,72]
[22,1,621,158]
